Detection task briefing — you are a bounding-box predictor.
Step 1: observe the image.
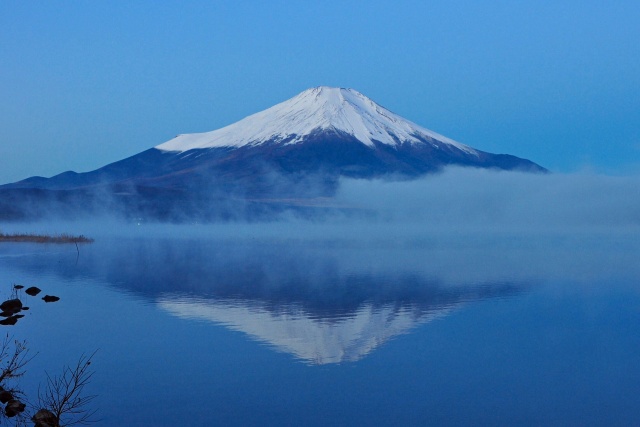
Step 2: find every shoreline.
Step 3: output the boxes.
[0,233,94,244]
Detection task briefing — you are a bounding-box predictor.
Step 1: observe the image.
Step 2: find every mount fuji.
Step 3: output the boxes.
[0,87,545,220]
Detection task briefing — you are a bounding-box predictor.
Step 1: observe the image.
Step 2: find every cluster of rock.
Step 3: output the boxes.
[0,286,60,326]
[0,381,58,424]
[0,285,63,423]
[0,387,26,417]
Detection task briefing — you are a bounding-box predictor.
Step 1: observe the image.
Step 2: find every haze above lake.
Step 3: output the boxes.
[1,218,638,426]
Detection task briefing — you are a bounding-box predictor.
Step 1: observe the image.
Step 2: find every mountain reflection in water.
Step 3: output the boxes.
[157,279,520,365]
[2,236,525,364]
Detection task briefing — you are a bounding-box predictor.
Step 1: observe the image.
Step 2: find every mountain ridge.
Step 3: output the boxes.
[0,86,546,220]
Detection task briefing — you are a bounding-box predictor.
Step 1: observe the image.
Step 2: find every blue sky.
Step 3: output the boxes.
[1,1,639,183]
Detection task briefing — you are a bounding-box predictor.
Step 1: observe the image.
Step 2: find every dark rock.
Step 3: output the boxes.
[0,390,12,403]
[0,316,19,326]
[32,408,57,427]
[5,399,26,417]
[13,285,23,290]
[25,286,41,296]
[0,311,13,318]
[0,299,22,314]
[21,306,29,311]
[42,295,60,303]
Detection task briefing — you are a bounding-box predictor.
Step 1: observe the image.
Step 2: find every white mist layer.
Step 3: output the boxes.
[7,169,640,238]
[333,168,640,232]
[156,87,476,154]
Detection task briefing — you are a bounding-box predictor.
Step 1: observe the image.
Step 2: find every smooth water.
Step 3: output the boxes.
[0,229,639,426]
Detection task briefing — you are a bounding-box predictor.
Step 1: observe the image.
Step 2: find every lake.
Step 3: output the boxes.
[0,225,639,426]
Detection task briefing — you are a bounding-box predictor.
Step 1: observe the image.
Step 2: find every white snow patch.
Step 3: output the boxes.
[156,87,477,155]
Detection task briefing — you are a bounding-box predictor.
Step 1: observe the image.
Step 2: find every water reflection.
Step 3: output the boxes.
[1,237,526,364]
[158,281,517,365]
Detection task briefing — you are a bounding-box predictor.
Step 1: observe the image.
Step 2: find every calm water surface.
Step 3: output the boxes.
[0,229,639,426]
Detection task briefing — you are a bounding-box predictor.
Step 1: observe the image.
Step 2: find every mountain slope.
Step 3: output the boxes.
[0,86,546,220]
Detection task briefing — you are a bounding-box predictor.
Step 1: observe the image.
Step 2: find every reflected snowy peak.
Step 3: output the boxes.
[156,276,518,365]
[159,297,456,364]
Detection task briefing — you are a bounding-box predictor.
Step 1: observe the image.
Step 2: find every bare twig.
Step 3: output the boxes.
[37,352,97,427]
[0,335,33,384]
[0,335,34,425]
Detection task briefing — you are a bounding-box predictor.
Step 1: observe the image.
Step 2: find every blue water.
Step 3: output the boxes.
[0,231,639,426]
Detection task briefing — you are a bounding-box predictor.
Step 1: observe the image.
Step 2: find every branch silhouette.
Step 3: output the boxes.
[0,285,97,427]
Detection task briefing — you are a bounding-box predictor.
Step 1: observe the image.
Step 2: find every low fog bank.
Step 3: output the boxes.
[335,168,640,232]
[1,168,639,285]
[1,168,639,238]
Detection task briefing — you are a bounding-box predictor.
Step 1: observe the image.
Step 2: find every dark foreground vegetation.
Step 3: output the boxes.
[1,285,96,426]
[0,233,93,244]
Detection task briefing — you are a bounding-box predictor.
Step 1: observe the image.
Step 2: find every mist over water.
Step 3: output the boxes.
[4,167,639,230]
[3,168,639,287]
[1,169,639,296]
[1,168,640,425]
[336,168,640,231]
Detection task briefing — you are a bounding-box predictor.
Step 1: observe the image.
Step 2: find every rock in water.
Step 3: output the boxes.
[25,286,42,296]
[0,390,13,404]
[0,299,22,314]
[32,408,57,427]
[5,399,26,417]
[0,316,20,326]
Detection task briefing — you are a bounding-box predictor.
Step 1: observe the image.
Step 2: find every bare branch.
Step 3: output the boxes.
[0,334,33,425]
[37,352,97,427]
[0,335,33,384]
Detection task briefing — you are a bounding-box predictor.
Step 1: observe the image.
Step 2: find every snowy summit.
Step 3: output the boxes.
[156,86,476,154]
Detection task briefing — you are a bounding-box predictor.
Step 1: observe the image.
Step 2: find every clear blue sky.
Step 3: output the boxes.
[1,1,639,183]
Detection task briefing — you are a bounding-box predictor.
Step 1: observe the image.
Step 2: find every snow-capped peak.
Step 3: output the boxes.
[156,86,476,154]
